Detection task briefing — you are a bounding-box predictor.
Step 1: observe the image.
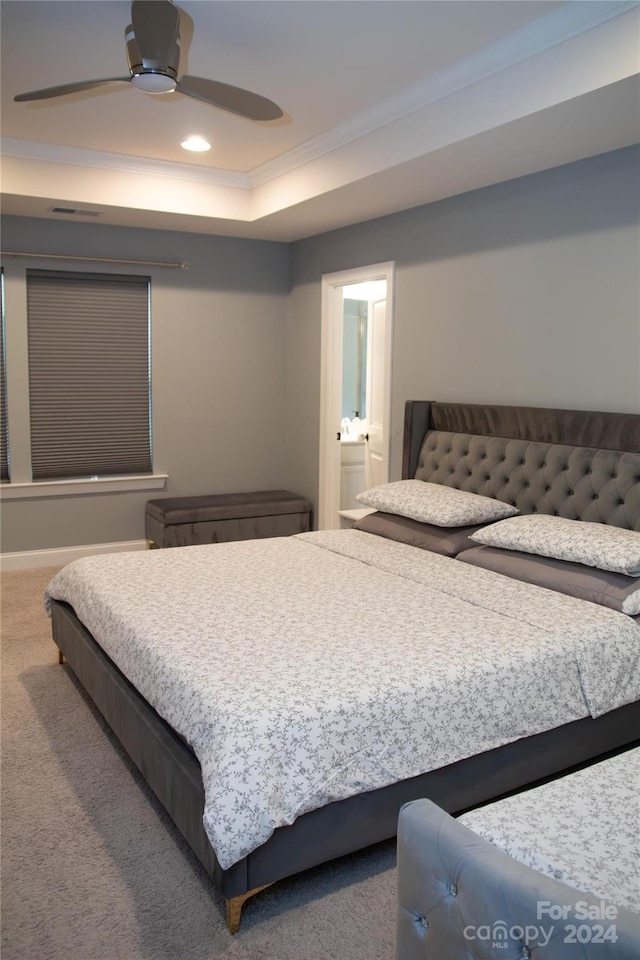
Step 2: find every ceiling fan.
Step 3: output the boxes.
[13,0,284,122]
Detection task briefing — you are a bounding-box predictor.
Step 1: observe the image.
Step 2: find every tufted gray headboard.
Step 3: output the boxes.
[402,402,640,531]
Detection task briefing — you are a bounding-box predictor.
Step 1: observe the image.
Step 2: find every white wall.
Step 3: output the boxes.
[1,217,290,553]
[285,147,640,508]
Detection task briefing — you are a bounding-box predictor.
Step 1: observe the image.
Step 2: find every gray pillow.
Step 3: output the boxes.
[353,512,484,557]
[460,545,640,616]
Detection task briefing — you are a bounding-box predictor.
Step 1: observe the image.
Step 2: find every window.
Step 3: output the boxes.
[26,269,151,481]
[0,270,9,482]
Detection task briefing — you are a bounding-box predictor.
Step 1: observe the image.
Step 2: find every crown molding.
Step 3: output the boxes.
[2,1,636,197]
[249,0,639,186]
[0,138,251,189]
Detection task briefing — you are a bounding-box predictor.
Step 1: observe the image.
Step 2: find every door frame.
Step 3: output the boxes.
[318,261,395,530]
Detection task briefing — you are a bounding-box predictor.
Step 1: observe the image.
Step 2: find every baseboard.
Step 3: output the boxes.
[0,540,149,572]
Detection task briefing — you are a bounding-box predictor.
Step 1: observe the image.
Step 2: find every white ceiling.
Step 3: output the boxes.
[1,0,639,242]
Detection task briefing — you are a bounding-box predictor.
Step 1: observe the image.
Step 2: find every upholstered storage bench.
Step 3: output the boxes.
[145,490,312,549]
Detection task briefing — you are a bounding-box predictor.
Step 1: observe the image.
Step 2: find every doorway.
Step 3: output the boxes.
[318,262,395,530]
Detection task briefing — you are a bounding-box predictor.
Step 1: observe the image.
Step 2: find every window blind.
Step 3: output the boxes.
[0,271,8,482]
[26,270,151,480]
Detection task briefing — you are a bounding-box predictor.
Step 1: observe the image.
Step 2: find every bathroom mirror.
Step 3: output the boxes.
[341,298,368,421]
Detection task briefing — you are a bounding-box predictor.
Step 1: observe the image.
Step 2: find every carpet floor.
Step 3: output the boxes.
[1,566,397,960]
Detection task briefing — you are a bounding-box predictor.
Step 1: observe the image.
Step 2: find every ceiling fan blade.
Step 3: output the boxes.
[14,78,131,103]
[131,0,180,68]
[176,75,283,121]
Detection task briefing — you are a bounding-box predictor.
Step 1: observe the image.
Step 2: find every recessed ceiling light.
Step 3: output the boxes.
[181,136,211,152]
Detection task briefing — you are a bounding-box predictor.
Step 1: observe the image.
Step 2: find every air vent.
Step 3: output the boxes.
[48,207,103,217]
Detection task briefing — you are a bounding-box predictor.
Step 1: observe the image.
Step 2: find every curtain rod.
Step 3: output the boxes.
[1,251,189,270]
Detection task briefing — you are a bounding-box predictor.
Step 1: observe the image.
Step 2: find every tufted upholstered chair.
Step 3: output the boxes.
[396,798,640,959]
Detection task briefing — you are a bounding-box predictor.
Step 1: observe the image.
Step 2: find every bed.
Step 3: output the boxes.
[396,746,640,958]
[44,401,640,933]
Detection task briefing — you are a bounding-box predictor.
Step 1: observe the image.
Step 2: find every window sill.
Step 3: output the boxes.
[1,474,168,501]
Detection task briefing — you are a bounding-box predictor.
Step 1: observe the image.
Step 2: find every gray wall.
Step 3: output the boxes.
[284,146,640,508]
[2,146,639,553]
[1,217,289,553]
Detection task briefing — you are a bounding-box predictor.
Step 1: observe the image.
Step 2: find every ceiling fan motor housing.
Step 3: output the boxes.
[125,24,179,90]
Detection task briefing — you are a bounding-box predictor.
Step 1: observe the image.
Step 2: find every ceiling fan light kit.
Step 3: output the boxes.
[130,73,177,94]
[14,0,284,122]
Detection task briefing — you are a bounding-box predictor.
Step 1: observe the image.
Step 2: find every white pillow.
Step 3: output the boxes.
[471,514,640,577]
[355,480,519,528]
